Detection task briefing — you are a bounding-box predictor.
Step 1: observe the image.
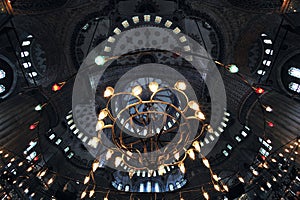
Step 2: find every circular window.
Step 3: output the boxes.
[0,57,16,99]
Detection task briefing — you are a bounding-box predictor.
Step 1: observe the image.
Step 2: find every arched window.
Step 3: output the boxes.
[154,182,160,192]
[139,183,144,192]
[0,84,5,94]
[0,69,5,79]
[288,82,300,93]
[288,67,300,79]
[124,185,130,192]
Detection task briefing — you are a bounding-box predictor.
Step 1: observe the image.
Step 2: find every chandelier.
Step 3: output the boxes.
[80,79,229,198]
[97,79,208,171]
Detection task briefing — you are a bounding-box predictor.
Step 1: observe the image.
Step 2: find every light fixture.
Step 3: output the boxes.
[188,101,200,111]
[104,87,114,98]
[132,85,143,96]
[227,64,239,73]
[84,176,90,185]
[174,81,186,90]
[95,56,107,66]
[82,81,220,193]
[148,81,159,93]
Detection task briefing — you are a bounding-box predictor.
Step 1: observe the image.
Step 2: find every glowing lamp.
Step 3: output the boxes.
[132,85,143,96]
[96,120,105,131]
[202,157,210,168]
[223,185,229,192]
[178,162,186,173]
[174,81,186,91]
[203,191,209,200]
[81,191,87,199]
[238,176,245,183]
[83,176,90,185]
[255,87,265,94]
[95,56,106,66]
[29,122,39,130]
[92,160,99,172]
[228,64,239,73]
[89,190,95,198]
[214,184,220,191]
[267,121,274,127]
[104,87,114,97]
[192,141,201,152]
[98,110,108,120]
[148,82,159,93]
[265,106,273,112]
[188,101,200,111]
[34,104,43,111]
[195,111,205,120]
[187,149,195,160]
[212,174,218,181]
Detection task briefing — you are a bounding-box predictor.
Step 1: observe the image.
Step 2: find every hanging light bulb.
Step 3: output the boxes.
[114,157,122,167]
[81,191,87,199]
[52,83,61,92]
[202,157,210,168]
[265,106,273,112]
[95,55,107,66]
[178,162,185,173]
[96,120,105,131]
[203,191,209,200]
[104,87,114,97]
[238,176,245,183]
[255,87,265,94]
[267,121,274,127]
[89,190,95,198]
[212,174,218,182]
[47,177,54,185]
[252,170,259,176]
[223,185,229,192]
[92,160,99,172]
[174,81,186,91]
[34,104,43,111]
[27,166,33,172]
[39,169,47,177]
[195,111,205,120]
[227,64,239,73]
[148,82,159,93]
[192,141,201,152]
[84,175,90,185]
[98,110,108,120]
[132,85,143,96]
[188,101,200,111]
[52,82,66,92]
[18,162,23,166]
[29,121,39,130]
[104,197,108,200]
[214,184,220,191]
[187,149,195,160]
